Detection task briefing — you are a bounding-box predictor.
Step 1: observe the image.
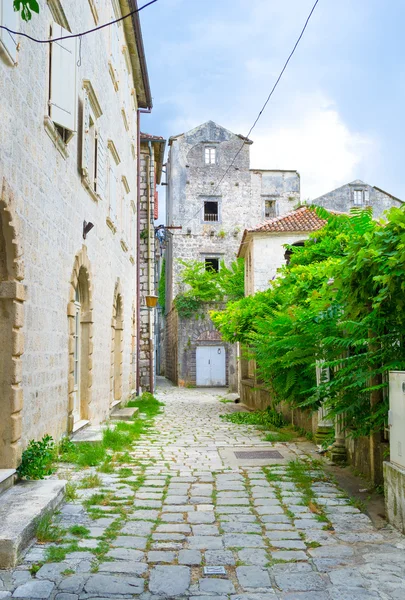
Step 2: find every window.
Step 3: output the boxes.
[353,189,370,206]
[205,258,219,272]
[48,22,77,143]
[107,140,121,229]
[264,199,276,218]
[204,201,218,222]
[82,81,104,198]
[205,147,216,165]
[0,0,19,64]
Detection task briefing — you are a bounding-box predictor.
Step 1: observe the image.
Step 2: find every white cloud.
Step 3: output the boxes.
[247,95,377,200]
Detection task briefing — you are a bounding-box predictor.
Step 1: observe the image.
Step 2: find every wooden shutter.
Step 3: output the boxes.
[0,0,18,62]
[49,23,77,131]
[96,131,105,200]
[81,91,90,177]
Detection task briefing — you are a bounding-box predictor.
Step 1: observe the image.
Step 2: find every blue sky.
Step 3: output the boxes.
[140,0,405,214]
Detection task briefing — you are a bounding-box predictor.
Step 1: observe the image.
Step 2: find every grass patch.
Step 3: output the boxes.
[69,525,90,537]
[29,563,43,575]
[45,545,72,562]
[65,481,78,502]
[59,442,107,467]
[98,458,114,473]
[79,473,102,488]
[126,392,164,418]
[264,430,296,443]
[118,467,133,478]
[35,514,65,544]
[221,407,285,428]
[61,568,75,576]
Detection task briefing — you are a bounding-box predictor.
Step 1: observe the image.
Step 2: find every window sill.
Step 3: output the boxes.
[44,116,69,159]
[106,216,117,233]
[82,176,99,202]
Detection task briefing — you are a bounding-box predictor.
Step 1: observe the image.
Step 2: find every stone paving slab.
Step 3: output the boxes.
[1,382,403,600]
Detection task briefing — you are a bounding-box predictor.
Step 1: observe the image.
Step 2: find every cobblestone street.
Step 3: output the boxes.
[2,379,405,599]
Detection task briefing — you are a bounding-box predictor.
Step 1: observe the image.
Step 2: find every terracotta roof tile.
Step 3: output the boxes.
[248,206,326,233]
[140,132,165,141]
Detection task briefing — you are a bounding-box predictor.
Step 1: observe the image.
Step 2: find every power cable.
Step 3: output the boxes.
[179,0,320,230]
[0,0,158,44]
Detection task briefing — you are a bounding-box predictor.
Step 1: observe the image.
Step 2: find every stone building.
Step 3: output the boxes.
[0,0,155,473]
[139,133,166,393]
[312,180,403,217]
[164,120,300,389]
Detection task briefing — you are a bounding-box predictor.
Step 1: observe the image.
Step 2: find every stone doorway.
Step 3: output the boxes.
[111,281,123,407]
[67,247,93,432]
[0,178,24,469]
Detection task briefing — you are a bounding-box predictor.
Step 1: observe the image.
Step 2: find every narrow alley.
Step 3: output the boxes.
[2,380,404,599]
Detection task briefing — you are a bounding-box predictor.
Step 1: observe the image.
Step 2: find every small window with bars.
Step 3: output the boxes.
[204,201,218,222]
[205,147,216,165]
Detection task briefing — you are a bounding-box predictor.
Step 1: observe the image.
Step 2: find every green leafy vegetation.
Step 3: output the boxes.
[14,0,39,21]
[221,407,286,429]
[158,258,166,312]
[17,435,55,480]
[174,258,244,318]
[64,481,78,502]
[212,206,405,438]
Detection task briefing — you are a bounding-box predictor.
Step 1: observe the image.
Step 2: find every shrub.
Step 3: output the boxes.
[17,435,55,480]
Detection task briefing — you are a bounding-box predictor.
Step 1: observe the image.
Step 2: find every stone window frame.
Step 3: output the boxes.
[262,195,279,219]
[201,196,222,224]
[353,188,370,206]
[0,176,25,469]
[203,145,217,165]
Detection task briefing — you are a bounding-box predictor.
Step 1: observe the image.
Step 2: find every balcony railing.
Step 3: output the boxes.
[204,213,218,222]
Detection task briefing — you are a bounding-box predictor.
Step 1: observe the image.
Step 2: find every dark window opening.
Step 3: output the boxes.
[205,258,219,272]
[204,201,218,222]
[284,241,305,265]
[265,199,276,218]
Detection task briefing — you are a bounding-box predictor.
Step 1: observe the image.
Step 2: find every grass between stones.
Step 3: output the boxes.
[220,407,313,443]
[57,392,164,469]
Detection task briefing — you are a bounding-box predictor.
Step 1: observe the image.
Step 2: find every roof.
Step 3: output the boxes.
[237,207,327,258]
[168,121,253,146]
[249,207,326,233]
[140,132,166,185]
[141,132,165,141]
[124,0,152,109]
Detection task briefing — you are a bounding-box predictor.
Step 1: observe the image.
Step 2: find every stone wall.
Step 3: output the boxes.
[166,305,238,391]
[312,180,401,218]
[0,0,146,465]
[165,309,178,384]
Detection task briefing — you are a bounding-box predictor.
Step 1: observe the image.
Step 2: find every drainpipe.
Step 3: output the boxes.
[136,108,151,396]
[147,141,154,394]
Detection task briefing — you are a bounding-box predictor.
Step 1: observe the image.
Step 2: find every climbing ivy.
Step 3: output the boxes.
[158,259,166,312]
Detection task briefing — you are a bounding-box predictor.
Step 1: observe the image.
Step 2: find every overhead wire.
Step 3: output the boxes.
[179,0,320,230]
[0,0,158,44]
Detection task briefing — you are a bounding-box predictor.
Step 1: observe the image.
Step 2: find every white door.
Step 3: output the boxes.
[196,346,226,386]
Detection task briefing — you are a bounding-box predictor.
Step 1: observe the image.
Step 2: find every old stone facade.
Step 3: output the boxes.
[312,179,402,217]
[0,0,154,468]
[165,121,300,389]
[139,134,165,393]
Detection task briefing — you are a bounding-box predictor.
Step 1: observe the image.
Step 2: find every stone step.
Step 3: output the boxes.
[111,407,139,421]
[0,469,17,496]
[71,426,103,443]
[0,479,66,568]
